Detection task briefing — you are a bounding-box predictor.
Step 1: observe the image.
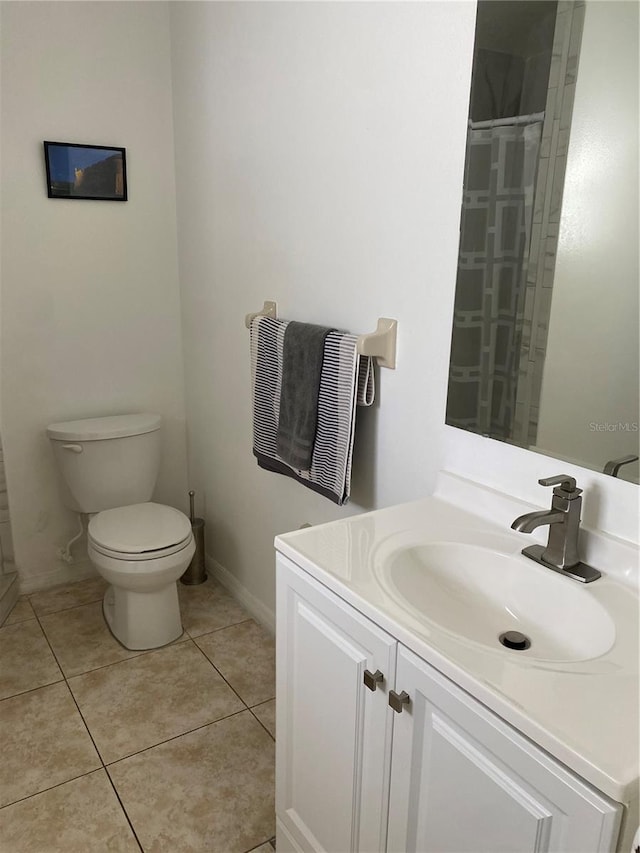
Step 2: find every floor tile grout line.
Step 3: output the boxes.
[0,609,65,702]
[184,615,253,641]
[244,839,277,853]
[192,627,277,711]
[0,767,107,813]
[0,675,66,705]
[62,650,149,679]
[1,613,37,629]
[103,766,145,852]
[42,630,193,682]
[64,670,108,767]
[104,706,255,767]
[62,635,194,682]
[248,706,276,743]
[34,607,64,668]
[34,606,108,769]
[191,626,276,718]
[190,635,256,708]
[29,593,106,620]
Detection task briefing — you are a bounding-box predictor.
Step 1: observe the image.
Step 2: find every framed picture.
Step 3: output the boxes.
[43,141,127,201]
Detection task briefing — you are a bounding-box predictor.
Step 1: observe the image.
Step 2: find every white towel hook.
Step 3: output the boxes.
[357,318,397,369]
[245,300,278,329]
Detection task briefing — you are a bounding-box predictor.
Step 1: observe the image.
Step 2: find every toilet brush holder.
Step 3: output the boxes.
[180,517,207,585]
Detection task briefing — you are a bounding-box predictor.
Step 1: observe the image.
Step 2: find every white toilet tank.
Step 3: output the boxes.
[47,413,162,513]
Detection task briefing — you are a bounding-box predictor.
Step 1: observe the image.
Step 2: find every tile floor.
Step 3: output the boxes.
[0,575,276,852]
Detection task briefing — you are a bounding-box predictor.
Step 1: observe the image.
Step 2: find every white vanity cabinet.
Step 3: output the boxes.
[276,554,396,853]
[387,644,621,853]
[276,554,622,853]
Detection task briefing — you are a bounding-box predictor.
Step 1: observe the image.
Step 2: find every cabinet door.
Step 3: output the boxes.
[276,555,396,853]
[387,645,621,853]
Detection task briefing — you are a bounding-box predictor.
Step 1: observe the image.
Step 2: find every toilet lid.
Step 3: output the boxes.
[88,502,192,554]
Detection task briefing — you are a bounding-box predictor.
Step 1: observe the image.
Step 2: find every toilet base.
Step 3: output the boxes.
[103,583,183,651]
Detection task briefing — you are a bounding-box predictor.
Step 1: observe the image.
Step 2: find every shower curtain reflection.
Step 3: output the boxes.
[447,116,542,442]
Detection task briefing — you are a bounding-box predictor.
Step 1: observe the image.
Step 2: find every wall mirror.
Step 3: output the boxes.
[446,0,639,483]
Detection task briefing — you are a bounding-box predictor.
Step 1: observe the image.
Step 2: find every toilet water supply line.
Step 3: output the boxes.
[58,512,85,563]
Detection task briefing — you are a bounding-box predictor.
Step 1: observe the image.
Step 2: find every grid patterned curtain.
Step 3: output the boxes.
[447,121,541,440]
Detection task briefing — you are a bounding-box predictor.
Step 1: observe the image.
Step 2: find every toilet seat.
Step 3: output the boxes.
[88,502,193,562]
[89,536,193,562]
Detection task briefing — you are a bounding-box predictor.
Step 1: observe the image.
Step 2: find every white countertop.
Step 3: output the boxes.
[275,472,639,805]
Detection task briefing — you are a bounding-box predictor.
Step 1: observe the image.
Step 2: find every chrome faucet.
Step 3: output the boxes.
[511,475,601,583]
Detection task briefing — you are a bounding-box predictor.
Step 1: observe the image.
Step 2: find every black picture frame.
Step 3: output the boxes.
[44,141,127,201]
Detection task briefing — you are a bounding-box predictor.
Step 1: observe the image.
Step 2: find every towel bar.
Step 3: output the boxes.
[245,301,397,369]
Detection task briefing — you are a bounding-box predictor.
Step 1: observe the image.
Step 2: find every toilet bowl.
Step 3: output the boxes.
[47,413,195,652]
[88,502,195,650]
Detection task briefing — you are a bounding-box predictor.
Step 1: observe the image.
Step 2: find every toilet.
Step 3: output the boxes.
[47,413,195,650]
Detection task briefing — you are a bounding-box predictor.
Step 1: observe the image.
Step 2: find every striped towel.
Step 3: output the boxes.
[250,316,374,505]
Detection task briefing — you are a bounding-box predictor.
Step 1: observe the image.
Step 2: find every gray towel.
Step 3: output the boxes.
[251,316,375,504]
[276,321,333,471]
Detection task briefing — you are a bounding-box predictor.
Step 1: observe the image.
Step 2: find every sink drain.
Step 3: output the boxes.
[499,631,531,651]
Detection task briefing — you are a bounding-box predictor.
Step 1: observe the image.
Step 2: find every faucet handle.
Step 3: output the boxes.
[538,474,581,498]
[603,454,639,476]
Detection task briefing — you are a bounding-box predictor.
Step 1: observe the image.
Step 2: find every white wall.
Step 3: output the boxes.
[169,1,477,620]
[0,1,189,592]
[1,0,635,611]
[537,0,639,480]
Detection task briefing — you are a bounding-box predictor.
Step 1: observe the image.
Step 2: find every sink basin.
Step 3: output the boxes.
[376,542,615,662]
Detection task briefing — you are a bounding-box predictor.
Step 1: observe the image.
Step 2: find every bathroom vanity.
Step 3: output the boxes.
[274,473,639,853]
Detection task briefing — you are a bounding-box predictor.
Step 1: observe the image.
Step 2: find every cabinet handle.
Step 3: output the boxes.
[363,669,384,692]
[389,690,410,713]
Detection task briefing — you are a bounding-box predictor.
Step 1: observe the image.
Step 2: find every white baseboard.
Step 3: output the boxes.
[18,558,97,595]
[276,817,303,853]
[206,554,275,635]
